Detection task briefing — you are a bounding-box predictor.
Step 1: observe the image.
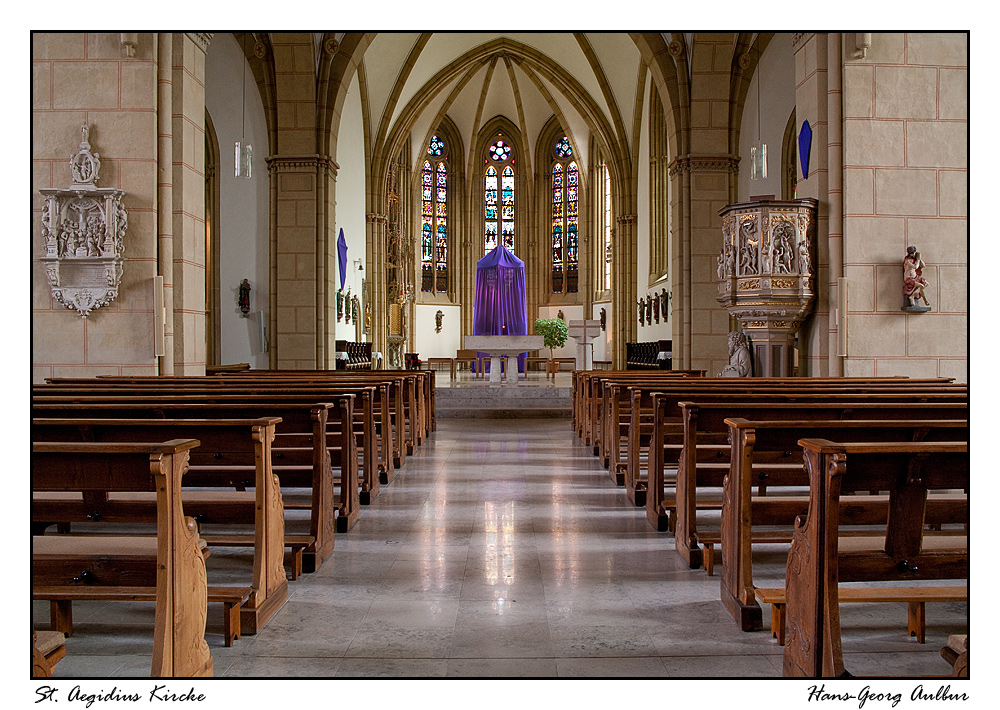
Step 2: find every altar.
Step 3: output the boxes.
[464,335,544,386]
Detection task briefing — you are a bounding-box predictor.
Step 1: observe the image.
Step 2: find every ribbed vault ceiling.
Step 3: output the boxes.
[360,32,644,176]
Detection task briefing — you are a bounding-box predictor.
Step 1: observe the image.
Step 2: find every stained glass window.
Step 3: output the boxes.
[420,136,448,293]
[603,165,612,291]
[484,139,515,254]
[551,140,579,294]
[555,136,572,159]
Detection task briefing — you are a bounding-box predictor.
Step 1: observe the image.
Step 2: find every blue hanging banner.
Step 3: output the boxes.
[798,120,813,179]
[337,228,348,291]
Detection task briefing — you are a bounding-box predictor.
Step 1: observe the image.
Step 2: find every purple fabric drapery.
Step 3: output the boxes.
[337,228,348,291]
[473,244,528,372]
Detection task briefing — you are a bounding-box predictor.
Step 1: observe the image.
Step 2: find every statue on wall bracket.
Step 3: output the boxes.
[40,125,127,317]
[901,246,931,312]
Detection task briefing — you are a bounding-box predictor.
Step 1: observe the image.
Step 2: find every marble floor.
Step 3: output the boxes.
[34,398,969,693]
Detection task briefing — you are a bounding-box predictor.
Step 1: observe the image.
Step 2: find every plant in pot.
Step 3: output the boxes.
[534,317,569,378]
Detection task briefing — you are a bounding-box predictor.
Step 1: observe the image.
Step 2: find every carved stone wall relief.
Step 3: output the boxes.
[40,126,127,317]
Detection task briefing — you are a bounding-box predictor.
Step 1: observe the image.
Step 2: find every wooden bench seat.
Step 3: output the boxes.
[32,416,289,634]
[667,399,968,566]
[782,438,968,677]
[200,533,315,581]
[719,417,968,631]
[754,585,967,646]
[31,400,349,573]
[32,439,214,677]
[34,584,252,647]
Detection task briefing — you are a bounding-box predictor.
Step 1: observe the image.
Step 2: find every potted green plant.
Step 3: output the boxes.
[534,317,569,377]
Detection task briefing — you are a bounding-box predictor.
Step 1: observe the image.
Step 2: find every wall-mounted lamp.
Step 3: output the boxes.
[120,33,138,58]
[857,33,872,59]
[750,72,767,180]
[355,259,364,272]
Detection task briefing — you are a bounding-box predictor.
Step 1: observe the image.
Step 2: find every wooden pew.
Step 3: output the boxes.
[665,398,968,567]
[31,398,351,573]
[38,377,389,502]
[719,417,968,631]
[781,438,968,678]
[32,417,290,635]
[32,631,66,677]
[620,379,965,507]
[32,439,215,677]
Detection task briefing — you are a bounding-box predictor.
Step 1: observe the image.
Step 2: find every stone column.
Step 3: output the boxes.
[269,156,321,369]
[611,213,636,368]
[170,32,211,375]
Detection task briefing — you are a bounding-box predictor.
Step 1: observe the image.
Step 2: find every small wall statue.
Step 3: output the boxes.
[600,307,606,331]
[344,288,352,324]
[718,331,752,377]
[238,279,251,317]
[901,246,931,311]
[435,309,444,333]
[659,288,670,322]
[337,289,345,322]
[638,299,645,326]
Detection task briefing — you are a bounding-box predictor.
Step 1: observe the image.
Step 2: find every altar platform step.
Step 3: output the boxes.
[435,383,572,419]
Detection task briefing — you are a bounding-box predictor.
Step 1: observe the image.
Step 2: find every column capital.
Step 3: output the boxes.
[185,33,213,53]
[668,155,740,177]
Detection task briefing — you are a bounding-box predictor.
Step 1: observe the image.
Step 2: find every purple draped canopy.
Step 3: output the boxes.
[473,244,528,372]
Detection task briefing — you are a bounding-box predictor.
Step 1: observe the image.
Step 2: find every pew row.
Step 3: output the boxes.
[32,439,215,677]
[32,417,292,635]
[718,417,968,631]
[782,438,969,678]
[31,398,354,573]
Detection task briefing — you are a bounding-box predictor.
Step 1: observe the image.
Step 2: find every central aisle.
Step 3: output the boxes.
[212,416,784,677]
[207,416,959,679]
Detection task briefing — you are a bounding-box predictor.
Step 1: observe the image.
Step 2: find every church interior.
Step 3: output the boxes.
[29,30,971,692]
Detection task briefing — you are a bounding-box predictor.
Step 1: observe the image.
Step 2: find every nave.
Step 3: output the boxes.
[38,414,965,679]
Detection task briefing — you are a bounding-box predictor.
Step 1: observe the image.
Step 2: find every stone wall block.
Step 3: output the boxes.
[33,63,51,109]
[848,314,906,356]
[843,216,905,263]
[32,33,86,60]
[844,120,904,167]
[937,171,967,218]
[874,168,937,216]
[906,33,967,67]
[52,62,120,110]
[843,167,875,214]
[937,264,968,314]
[843,264,875,312]
[875,66,938,119]
[939,68,968,120]
[906,218,967,262]
[842,65,874,118]
[87,313,155,364]
[906,314,966,356]
[864,33,906,64]
[906,121,967,169]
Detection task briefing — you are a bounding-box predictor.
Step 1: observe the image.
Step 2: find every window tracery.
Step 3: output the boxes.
[550,136,578,293]
[421,135,449,293]
[484,138,515,255]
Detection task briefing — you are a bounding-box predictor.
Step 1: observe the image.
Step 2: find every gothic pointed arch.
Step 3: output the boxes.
[415,116,464,300]
[536,117,582,296]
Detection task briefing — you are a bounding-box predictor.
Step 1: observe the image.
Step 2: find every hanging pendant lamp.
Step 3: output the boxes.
[235,32,253,179]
